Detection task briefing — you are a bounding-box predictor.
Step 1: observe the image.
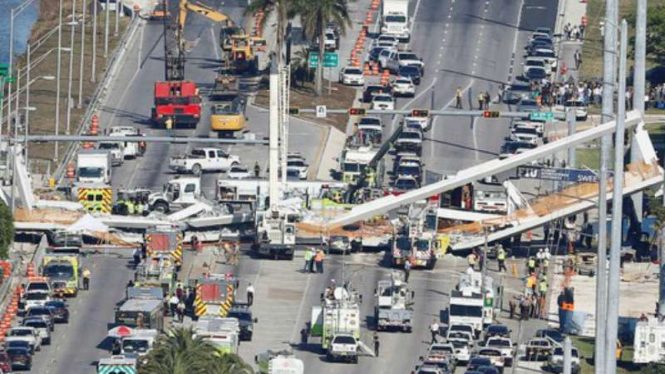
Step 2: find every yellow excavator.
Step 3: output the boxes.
[178,0,263,74]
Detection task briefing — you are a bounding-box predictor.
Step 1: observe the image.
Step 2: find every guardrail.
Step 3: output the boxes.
[53,16,143,184]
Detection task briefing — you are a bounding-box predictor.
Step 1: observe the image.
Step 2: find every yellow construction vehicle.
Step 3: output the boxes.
[209,74,247,137]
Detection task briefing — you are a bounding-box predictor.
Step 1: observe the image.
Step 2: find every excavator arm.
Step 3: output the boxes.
[179,0,234,32]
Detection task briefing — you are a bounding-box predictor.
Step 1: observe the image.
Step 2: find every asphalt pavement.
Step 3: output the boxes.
[26,249,135,374]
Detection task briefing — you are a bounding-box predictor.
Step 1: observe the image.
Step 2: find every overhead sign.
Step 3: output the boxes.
[517,165,610,183]
[308,53,339,68]
[529,112,554,121]
[316,105,327,118]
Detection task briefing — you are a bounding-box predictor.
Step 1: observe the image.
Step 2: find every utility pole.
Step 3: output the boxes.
[77,0,87,108]
[25,44,30,164]
[631,0,647,225]
[91,0,97,82]
[595,0,618,372]
[65,0,77,135]
[563,336,572,374]
[566,108,576,167]
[115,0,120,36]
[104,0,110,57]
[55,0,64,161]
[7,8,14,143]
[268,61,280,210]
[605,20,628,374]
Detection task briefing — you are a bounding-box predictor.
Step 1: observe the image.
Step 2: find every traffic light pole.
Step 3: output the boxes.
[291,108,564,120]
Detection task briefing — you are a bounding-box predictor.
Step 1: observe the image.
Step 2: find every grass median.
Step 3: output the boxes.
[12,0,129,176]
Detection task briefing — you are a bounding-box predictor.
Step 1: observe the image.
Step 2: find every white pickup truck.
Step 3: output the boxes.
[169,148,240,175]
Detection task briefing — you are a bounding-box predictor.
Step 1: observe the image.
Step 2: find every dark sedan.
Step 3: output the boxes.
[362,85,391,103]
[467,357,492,371]
[398,65,421,85]
[227,306,257,341]
[7,346,32,371]
[45,300,70,323]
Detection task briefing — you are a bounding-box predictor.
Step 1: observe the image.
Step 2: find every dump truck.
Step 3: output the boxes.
[114,287,165,331]
[310,287,369,363]
[97,356,137,374]
[255,349,305,374]
[41,254,81,296]
[194,316,240,354]
[374,272,414,332]
[193,275,236,318]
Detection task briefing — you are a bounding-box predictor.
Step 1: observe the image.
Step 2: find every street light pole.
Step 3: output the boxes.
[605,20,628,374]
[104,0,110,57]
[66,0,77,135]
[55,0,64,161]
[630,0,647,223]
[77,0,87,108]
[7,9,14,141]
[92,0,97,82]
[595,1,618,372]
[25,44,30,165]
[115,0,120,36]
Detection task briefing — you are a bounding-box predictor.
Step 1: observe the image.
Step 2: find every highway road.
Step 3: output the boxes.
[95,0,328,199]
[26,250,135,374]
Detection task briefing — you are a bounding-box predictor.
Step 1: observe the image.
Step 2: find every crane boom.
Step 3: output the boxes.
[178,0,234,31]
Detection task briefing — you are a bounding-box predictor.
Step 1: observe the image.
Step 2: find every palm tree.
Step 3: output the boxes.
[290,47,311,87]
[298,0,353,96]
[245,0,296,65]
[139,327,253,374]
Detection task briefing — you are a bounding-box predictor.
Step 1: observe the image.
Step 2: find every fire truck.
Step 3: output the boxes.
[152,81,201,127]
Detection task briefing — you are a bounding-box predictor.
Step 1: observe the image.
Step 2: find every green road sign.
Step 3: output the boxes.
[0,64,8,77]
[529,112,554,121]
[309,53,339,68]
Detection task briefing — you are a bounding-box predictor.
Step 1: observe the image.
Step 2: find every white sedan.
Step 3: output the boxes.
[338,67,365,86]
[286,159,309,180]
[372,94,395,111]
[227,165,252,179]
[391,77,416,97]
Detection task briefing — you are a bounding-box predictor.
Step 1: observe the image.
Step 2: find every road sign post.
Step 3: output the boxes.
[316,105,327,118]
[309,53,339,68]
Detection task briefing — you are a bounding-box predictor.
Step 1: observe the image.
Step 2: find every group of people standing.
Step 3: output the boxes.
[303,247,326,273]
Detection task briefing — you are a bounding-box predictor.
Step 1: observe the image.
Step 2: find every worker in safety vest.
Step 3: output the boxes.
[135,199,144,215]
[497,246,507,272]
[126,200,135,215]
[539,279,548,318]
[527,256,536,274]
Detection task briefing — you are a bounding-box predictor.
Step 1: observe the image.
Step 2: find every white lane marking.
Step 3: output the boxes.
[289,273,312,343]
[429,80,475,158]
[508,0,526,81]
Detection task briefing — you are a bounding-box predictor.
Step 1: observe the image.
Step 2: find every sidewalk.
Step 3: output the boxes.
[315,127,346,180]
[555,0,587,83]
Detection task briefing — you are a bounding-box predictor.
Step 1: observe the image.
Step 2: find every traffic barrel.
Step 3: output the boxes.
[366,12,373,22]
[364,63,371,76]
[372,62,379,75]
[372,0,379,10]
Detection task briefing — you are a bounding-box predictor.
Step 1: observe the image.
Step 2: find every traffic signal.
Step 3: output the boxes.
[483,110,500,118]
[349,108,367,116]
[288,107,300,115]
[411,109,429,118]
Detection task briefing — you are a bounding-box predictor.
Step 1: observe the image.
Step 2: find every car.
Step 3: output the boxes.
[22,317,51,345]
[413,364,445,374]
[169,148,241,175]
[547,346,581,374]
[535,329,564,345]
[502,82,532,104]
[475,366,501,374]
[368,46,389,62]
[485,337,515,366]
[372,94,395,111]
[511,121,544,137]
[286,159,309,180]
[534,27,553,38]
[467,356,492,371]
[378,48,398,69]
[394,175,420,191]
[553,99,589,121]
[24,280,51,294]
[387,51,425,74]
[25,306,55,331]
[475,347,505,369]
[328,235,351,253]
[528,49,557,70]
[421,342,458,372]
[44,299,70,323]
[373,34,400,48]
[510,128,540,145]
[524,57,548,72]
[398,65,422,85]
[499,141,537,159]
[23,291,51,310]
[404,116,429,131]
[362,85,390,103]
[227,305,257,341]
[517,99,541,113]
[286,152,306,163]
[525,337,553,361]
[525,38,554,54]
[392,77,416,97]
[339,66,365,86]
[227,165,252,180]
[483,324,511,341]
[6,347,32,371]
[324,31,338,50]
[394,163,422,182]
[449,323,476,339]
[524,66,549,83]
[0,350,12,373]
[6,327,41,353]
[451,339,472,363]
